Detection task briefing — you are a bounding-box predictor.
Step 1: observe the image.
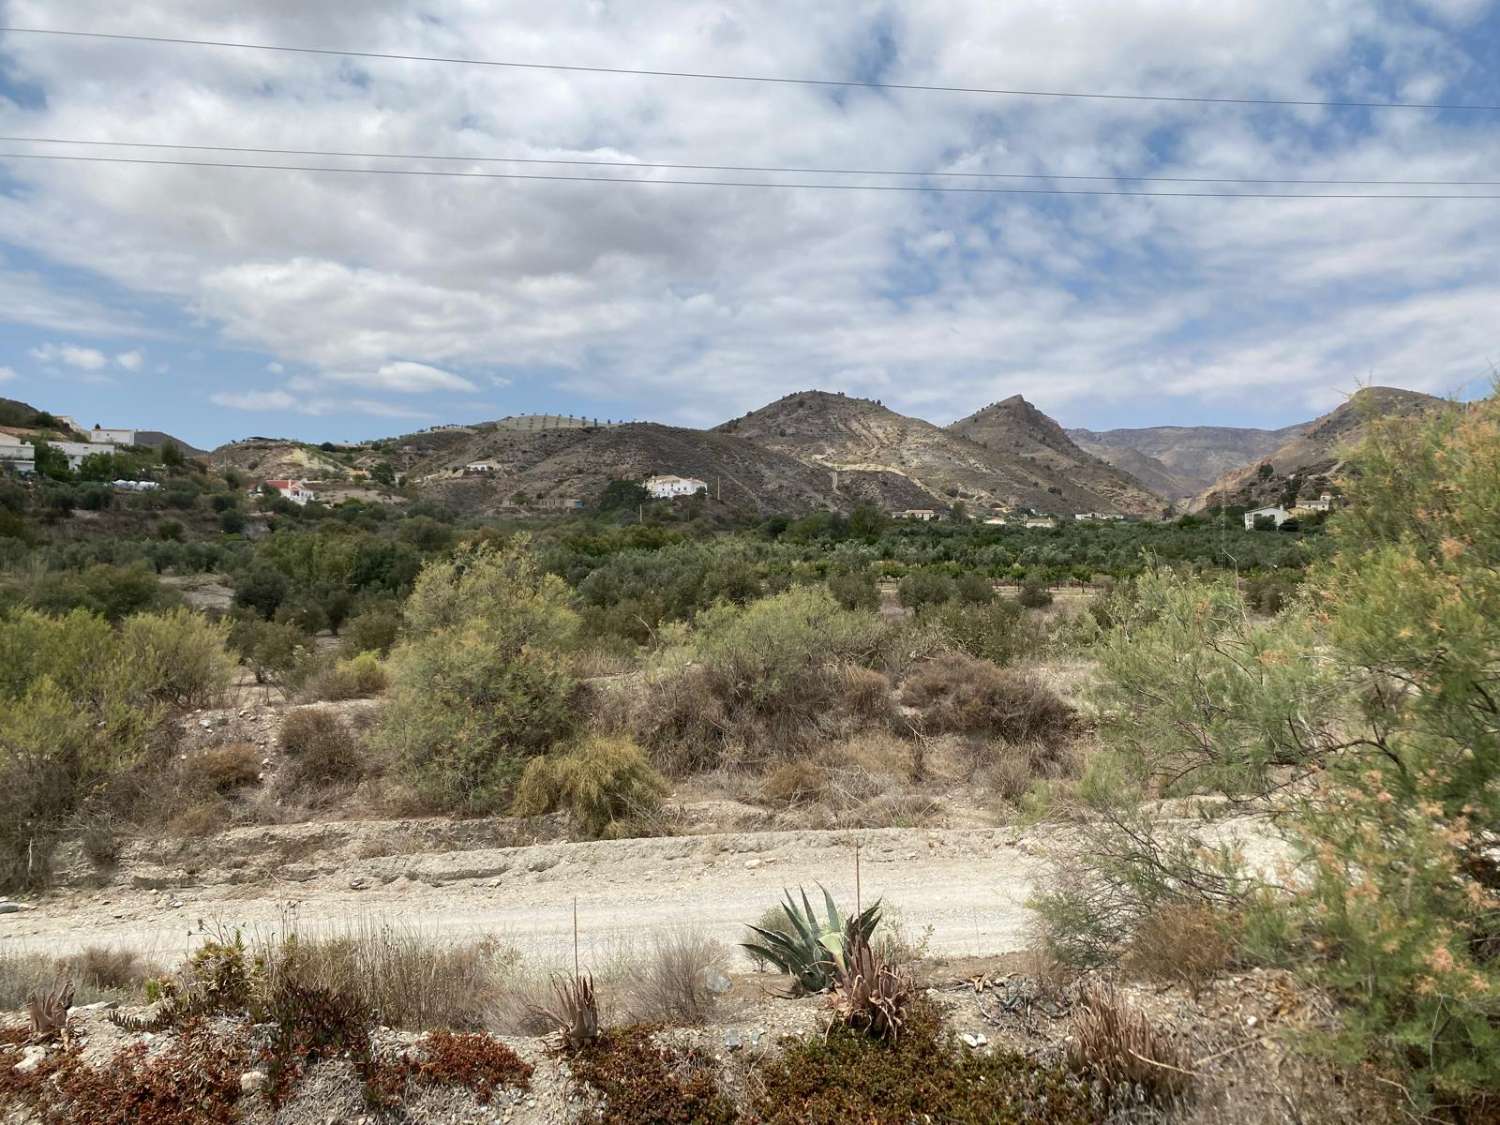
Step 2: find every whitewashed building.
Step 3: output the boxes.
[643,474,707,499]
[1296,492,1336,513]
[89,426,138,445]
[1244,505,1292,530]
[0,433,35,473]
[900,509,938,521]
[1024,517,1057,529]
[258,479,317,506]
[54,441,116,470]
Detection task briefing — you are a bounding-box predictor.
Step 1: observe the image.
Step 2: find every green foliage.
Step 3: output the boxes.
[566,1025,737,1125]
[20,562,172,621]
[599,479,649,511]
[1018,577,1054,608]
[897,568,956,609]
[1086,567,1339,799]
[826,567,878,611]
[741,887,880,996]
[922,597,1037,665]
[120,608,236,708]
[376,542,580,812]
[511,735,668,838]
[302,650,388,702]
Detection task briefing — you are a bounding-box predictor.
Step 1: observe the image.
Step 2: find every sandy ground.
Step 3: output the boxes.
[2,824,1047,970]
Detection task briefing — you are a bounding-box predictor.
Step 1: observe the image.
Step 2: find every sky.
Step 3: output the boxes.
[0,1,1497,449]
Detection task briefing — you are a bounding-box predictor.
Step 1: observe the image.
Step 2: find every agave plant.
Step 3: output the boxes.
[537,972,599,1052]
[741,886,880,995]
[827,914,913,1041]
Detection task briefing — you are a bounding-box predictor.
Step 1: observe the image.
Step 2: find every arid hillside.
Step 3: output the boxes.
[1067,422,1304,497]
[1190,386,1445,511]
[719,390,1164,516]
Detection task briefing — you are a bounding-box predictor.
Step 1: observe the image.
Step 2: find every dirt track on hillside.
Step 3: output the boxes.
[3,824,1049,968]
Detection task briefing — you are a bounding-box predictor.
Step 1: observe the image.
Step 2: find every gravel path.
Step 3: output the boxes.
[2,825,1044,969]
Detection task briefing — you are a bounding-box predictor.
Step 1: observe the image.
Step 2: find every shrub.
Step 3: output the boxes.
[743,888,880,996]
[1066,982,1191,1106]
[827,568,879,611]
[897,568,956,609]
[372,1030,532,1106]
[826,915,915,1042]
[627,931,726,1026]
[954,572,996,605]
[300,651,388,702]
[183,743,262,794]
[923,598,1039,666]
[1017,578,1053,608]
[341,602,401,656]
[900,653,1073,743]
[120,608,235,708]
[276,709,362,801]
[1120,902,1235,998]
[511,735,669,839]
[375,542,580,812]
[566,1025,736,1124]
[760,761,827,807]
[753,1001,1092,1124]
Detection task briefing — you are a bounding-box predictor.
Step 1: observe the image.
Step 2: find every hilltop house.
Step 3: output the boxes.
[1294,492,1336,514]
[89,425,137,445]
[1245,505,1292,530]
[464,461,497,474]
[644,474,707,499]
[900,509,938,521]
[257,479,317,506]
[0,433,35,473]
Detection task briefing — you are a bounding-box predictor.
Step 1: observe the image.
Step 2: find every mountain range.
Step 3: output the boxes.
[7,386,1448,519]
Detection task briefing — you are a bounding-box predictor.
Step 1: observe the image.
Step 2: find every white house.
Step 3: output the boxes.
[983,516,1008,526]
[258,479,317,506]
[1024,517,1057,529]
[643,474,707,499]
[900,508,938,521]
[89,426,137,445]
[1244,505,1292,530]
[1296,492,1336,513]
[112,479,161,492]
[54,441,116,470]
[0,433,35,473]
[464,461,498,473]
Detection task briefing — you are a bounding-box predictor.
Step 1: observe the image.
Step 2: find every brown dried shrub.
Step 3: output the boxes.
[1121,903,1235,998]
[368,1030,532,1107]
[901,653,1074,744]
[566,1025,737,1125]
[276,709,363,802]
[183,742,261,794]
[1066,982,1192,1106]
[760,761,827,807]
[627,931,726,1027]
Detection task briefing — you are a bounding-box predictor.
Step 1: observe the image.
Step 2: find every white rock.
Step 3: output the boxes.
[744,858,762,870]
[0,901,21,914]
[240,1069,268,1094]
[704,967,732,995]
[14,1045,48,1073]
[960,1032,988,1049]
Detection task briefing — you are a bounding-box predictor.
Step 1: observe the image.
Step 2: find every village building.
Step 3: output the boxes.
[464,461,498,473]
[900,508,938,521]
[89,425,137,445]
[643,474,707,499]
[54,441,116,470]
[535,496,585,511]
[1294,492,1336,513]
[257,479,317,506]
[1024,517,1057,529]
[0,433,35,473]
[983,516,1007,525]
[1244,505,1292,530]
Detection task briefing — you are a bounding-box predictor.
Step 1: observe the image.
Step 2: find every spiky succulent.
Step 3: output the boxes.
[741,885,880,995]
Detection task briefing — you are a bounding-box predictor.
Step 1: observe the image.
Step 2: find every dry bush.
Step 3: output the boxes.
[1066,981,1192,1105]
[760,761,827,807]
[1121,903,1235,998]
[255,922,520,1032]
[166,796,230,837]
[182,742,261,794]
[512,735,669,839]
[976,738,1081,802]
[626,931,726,1026]
[901,653,1074,744]
[0,947,158,1009]
[275,708,363,803]
[62,947,161,993]
[537,973,600,1051]
[828,918,916,1041]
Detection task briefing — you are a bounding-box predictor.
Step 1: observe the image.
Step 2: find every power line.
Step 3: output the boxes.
[3,150,1496,198]
[3,25,1498,113]
[3,134,1497,188]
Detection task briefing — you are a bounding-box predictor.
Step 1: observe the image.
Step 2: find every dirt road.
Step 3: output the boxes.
[2,824,1047,969]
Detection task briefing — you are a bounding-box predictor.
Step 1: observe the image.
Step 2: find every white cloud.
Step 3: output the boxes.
[29,343,109,370]
[115,350,144,371]
[211,385,429,419]
[324,361,478,394]
[0,0,1497,430]
[0,366,15,383]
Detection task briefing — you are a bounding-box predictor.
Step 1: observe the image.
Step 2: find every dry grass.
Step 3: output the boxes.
[1066,981,1192,1105]
[0,946,162,1010]
[255,921,522,1032]
[1121,904,1236,998]
[625,931,727,1027]
[901,653,1075,744]
[181,742,262,794]
[759,761,827,807]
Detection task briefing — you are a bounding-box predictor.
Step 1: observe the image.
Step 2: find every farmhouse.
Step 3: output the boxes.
[900,509,938,521]
[1245,505,1292,530]
[1024,517,1057,529]
[1295,492,1336,513]
[643,474,707,499]
[257,479,317,506]
[464,461,498,473]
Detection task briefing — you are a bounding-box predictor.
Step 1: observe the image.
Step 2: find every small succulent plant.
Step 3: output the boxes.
[741,886,880,995]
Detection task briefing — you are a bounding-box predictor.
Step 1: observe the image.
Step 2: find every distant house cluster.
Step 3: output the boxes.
[0,432,35,473]
[644,474,707,499]
[1244,492,1337,530]
[256,479,317,506]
